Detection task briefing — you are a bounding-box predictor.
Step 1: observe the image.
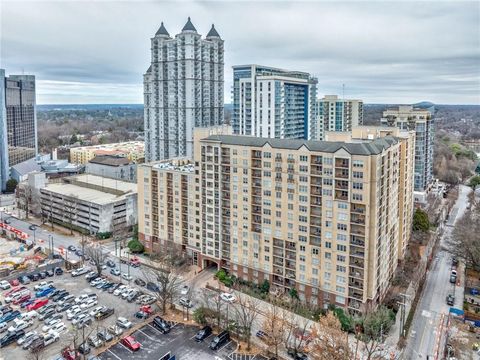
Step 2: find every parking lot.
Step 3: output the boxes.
[99,323,238,360]
[0,268,146,359]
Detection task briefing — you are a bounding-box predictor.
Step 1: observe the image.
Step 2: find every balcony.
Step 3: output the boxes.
[252,169,262,178]
[252,150,262,159]
[273,265,284,276]
[310,186,322,195]
[273,259,284,267]
[252,188,262,196]
[252,181,262,188]
[350,248,365,258]
[311,156,322,165]
[311,165,322,176]
[311,208,321,217]
[351,225,365,236]
[310,227,321,236]
[252,159,262,169]
[350,258,364,268]
[252,225,261,233]
[349,279,364,290]
[311,198,322,206]
[349,269,364,279]
[351,204,366,214]
[285,241,296,250]
[310,218,321,227]
[273,249,284,257]
[349,290,363,300]
[252,215,262,224]
[252,206,261,215]
[310,236,321,246]
[335,158,349,168]
[285,250,296,260]
[350,214,365,225]
[273,239,283,248]
[285,260,296,270]
[285,270,296,279]
[335,190,348,201]
[335,180,349,190]
[335,169,349,179]
[350,236,365,247]
[272,275,284,286]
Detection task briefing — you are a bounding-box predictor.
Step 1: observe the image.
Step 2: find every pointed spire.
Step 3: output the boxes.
[206,24,220,38]
[182,17,197,32]
[155,22,170,37]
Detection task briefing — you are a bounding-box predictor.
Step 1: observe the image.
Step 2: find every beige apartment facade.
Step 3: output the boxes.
[138,129,415,312]
[70,141,145,165]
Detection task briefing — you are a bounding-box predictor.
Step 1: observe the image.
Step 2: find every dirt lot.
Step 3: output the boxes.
[0,269,146,359]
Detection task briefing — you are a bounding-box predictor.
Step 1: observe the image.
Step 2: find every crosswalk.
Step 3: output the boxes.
[228,353,268,360]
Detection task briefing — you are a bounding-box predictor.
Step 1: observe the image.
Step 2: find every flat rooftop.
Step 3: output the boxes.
[42,174,137,205]
[151,160,194,173]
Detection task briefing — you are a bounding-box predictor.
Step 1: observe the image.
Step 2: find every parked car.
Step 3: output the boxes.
[106,260,115,268]
[42,319,62,332]
[58,294,75,306]
[13,294,32,306]
[7,319,32,333]
[95,308,114,320]
[43,331,59,346]
[75,294,90,304]
[0,281,11,290]
[71,267,90,277]
[110,269,121,276]
[89,306,105,317]
[78,342,91,354]
[287,348,308,360]
[9,279,19,287]
[146,282,159,292]
[121,273,133,281]
[46,269,55,277]
[152,316,170,334]
[54,267,64,275]
[107,324,123,336]
[113,285,127,296]
[22,334,40,350]
[17,330,37,346]
[134,278,146,287]
[121,335,141,351]
[446,294,455,306]
[180,285,189,295]
[0,329,25,348]
[85,272,99,281]
[97,329,113,342]
[27,298,49,311]
[450,274,457,284]
[179,297,193,308]
[68,245,76,252]
[195,325,212,341]
[116,317,132,329]
[18,276,31,285]
[220,292,236,303]
[209,330,230,350]
[0,310,20,323]
[87,335,104,348]
[36,287,55,298]
[80,298,97,309]
[72,314,91,326]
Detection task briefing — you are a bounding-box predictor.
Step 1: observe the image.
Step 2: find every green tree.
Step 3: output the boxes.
[469,175,480,190]
[413,208,430,232]
[289,288,299,300]
[260,280,270,294]
[70,134,78,144]
[127,239,144,253]
[5,178,18,193]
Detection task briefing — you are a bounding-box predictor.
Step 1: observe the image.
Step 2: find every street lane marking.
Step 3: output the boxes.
[217,340,232,351]
[119,342,133,353]
[137,329,155,341]
[421,310,431,318]
[107,349,122,360]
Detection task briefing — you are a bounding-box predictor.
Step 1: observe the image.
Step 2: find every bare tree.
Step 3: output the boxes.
[233,295,261,351]
[309,311,352,360]
[199,288,225,329]
[26,346,46,360]
[63,195,78,235]
[283,311,312,355]
[85,244,108,275]
[142,265,184,314]
[447,208,480,271]
[16,183,35,220]
[262,304,287,358]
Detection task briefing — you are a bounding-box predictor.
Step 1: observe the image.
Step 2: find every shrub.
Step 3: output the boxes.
[193,307,207,325]
[260,280,270,294]
[413,208,430,232]
[5,178,17,193]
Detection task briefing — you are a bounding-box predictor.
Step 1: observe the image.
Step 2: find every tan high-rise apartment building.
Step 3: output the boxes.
[138,127,414,312]
[70,141,145,165]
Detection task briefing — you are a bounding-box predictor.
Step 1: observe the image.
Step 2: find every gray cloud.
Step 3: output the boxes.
[1,0,479,104]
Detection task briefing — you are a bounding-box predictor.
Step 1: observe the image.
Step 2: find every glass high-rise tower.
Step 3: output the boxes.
[143,18,224,161]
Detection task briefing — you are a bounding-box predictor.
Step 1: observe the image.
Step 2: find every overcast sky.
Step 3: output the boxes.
[1,0,479,105]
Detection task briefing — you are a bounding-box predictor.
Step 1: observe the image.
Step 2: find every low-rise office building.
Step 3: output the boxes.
[86,155,137,182]
[70,141,145,165]
[40,174,137,235]
[138,128,415,312]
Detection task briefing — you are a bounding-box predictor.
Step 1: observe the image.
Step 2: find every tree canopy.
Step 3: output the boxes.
[413,208,430,232]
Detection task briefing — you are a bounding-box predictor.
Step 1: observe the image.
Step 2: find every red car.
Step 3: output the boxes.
[121,336,141,351]
[27,298,48,311]
[4,286,25,297]
[62,347,79,360]
[9,279,19,287]
[13,293,31,305]
[140,305,153,315]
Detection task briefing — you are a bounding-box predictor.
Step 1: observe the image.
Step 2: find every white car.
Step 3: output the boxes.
[75,294,90,304]
[18,311,38,322]
[34,281,54,291]
[121,288,136,299]
[43,331,59,345]
[66,306,82,320]
[80,298,97,309]
[17,331,37,345]
[121,273,133,281]
[72,313,90,325]
[180,285,189,295]
[0,280,11,290]
[48,322,66,334]
[0,322,8,333]
[5,289,29,303]
[8,319,31,333]
[113,285,126,296]
[42,319,62,332]
[90,278,104,287]
[89,306,105,317]
[110,269,121,276]
[58,294,75,306]
[220,292,236,303]
[116,317,132,329]
[72,267,90,277]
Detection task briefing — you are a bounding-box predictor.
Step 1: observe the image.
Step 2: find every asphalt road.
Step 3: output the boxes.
[405,185,471,359]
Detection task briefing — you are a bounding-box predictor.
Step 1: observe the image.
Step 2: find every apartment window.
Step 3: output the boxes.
[337,234,347,241]
[337,223,347,231]
[299,215,308,223]
[353,182,363,190]
[325,231,332,239]
[337,255,346,262]
[299,165,308,173]
[353,160,364,168]
[299,225,308,232]
[338,202,348,209]
[326,210,333,218]
[325,200,333,208]
[324,272,331,280]
[325,242,332,249]
[337,244,347,252]
[324,157,333,165]
[299,185,308,193]
[336,295,345,304]
[325,221,332,228]
[299,206,307,213]
[300,155,308,162]
[299,255,306,262]
[299,195,308,203]
[299,235,307,243]
[336,275,346,284]
[323,178,333,186]
[353,171,364,179]
[325,252,332,259]
[312,248,319,255]
[323,189,332,196]
[337,213,348,221]
[336,265,346,273]
[299,264,306,272]
[264,152,271,158]
[336,286,345,293]
[352,193,363,201]
[299,175,308,182]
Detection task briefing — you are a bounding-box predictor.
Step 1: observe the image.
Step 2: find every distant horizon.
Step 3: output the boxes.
[37,102,480,107]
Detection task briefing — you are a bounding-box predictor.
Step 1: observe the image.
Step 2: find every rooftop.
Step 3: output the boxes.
[202,135,399,156]
[151,159,194,173]
[89,155,132,166]
[42,174,137,205]
[71,141,144,152]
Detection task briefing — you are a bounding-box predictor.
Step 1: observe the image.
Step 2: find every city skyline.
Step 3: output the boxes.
[1,1,479,105]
